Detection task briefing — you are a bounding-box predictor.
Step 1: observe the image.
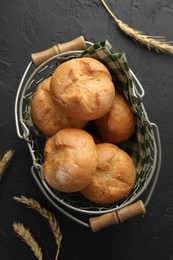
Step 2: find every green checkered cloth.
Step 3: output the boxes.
[24,40,153,187]
[77,40,152,182]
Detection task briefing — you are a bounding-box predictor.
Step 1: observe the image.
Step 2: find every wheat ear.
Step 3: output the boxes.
[13,196,62,260]
[100,0,173,54]
[0,150,14,180]
[13,222,43,260]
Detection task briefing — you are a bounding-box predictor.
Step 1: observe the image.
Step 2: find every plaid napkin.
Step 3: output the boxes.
[77,40,153,184]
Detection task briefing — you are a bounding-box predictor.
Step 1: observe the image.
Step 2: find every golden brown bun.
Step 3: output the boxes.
[31,77,87,137]
[50,57,115,121]
[95,91,137,144]
[43,128,97,192]
[81,143,136,205]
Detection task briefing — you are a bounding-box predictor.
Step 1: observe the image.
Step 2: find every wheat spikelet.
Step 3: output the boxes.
[0,150,14,180]
[13,222,43,260]
[13,196,62,260]
[100,0,173,54]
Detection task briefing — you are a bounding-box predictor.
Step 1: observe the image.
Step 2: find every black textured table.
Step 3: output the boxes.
[0,1,173,259]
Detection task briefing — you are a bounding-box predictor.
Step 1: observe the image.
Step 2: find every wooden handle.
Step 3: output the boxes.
[31,36,87,67]
[89,211,120,233]
[89,200,146,232]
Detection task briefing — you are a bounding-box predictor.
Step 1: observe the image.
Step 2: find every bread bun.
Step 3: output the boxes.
[95,91,136,144]
[31,77,87,137]
[43,128,97,192]
[81,143,136,205]
[50,57,115,121]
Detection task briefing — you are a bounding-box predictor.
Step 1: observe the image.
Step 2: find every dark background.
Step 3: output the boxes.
[0,0,173,259]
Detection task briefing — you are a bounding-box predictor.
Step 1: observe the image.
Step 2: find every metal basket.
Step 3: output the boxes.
[15,39,161,231]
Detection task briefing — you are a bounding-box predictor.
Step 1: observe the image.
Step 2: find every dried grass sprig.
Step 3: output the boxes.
[13,196,62,260]
[13,222,43,260]
[100,0,173,54]
[0,150,14,181]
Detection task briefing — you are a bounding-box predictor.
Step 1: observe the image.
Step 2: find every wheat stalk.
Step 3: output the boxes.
[100,0,173,54]
[13,196,62,260]
[0,150,14,180]
[13,222,43,260]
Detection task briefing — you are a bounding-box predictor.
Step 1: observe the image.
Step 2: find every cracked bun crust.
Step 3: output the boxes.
[43,128,98,193]
[50,57,115,121]
[95,91,137,144]
[81,143,136,205]
[31,77,87,137]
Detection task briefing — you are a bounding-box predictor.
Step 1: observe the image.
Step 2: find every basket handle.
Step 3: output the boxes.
[89,200,146,232]
[31,36,87,67]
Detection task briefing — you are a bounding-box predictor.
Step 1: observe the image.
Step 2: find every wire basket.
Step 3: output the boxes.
[15,38,161,231]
